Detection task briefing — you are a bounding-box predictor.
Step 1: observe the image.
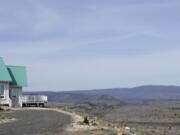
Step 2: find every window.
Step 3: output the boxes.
[0,85,5,98]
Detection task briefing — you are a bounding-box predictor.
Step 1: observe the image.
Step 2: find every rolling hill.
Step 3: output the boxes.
[24,85,180,105]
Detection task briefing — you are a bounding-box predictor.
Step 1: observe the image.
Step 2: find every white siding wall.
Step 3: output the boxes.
[0,82,11,106]
[10,87,22,107]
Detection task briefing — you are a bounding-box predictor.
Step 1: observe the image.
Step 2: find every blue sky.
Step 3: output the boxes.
[0,0,180,91]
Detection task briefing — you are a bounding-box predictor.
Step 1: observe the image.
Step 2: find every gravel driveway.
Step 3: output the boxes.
[0,109,72,135]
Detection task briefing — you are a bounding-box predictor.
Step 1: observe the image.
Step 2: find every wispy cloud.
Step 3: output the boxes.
[0,0,180,90]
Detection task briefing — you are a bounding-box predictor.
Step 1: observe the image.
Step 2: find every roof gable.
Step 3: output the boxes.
[0,57,12,81]
[7,66,28,87]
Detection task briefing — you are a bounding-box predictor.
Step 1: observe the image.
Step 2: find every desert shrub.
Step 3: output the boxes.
[0,106,4,111]
[83,116,90,125]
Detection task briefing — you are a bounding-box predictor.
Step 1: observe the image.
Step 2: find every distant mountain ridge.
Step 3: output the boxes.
[71,85,180,104]
[24,85,180,105]
[24,92,125,106]
[73,85,180,99]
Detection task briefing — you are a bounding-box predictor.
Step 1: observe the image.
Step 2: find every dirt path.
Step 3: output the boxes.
[0,108,135,135]
[22,108,136,135]
[23,108,98,132]
[0,108,72,135]
[38,108,134,135]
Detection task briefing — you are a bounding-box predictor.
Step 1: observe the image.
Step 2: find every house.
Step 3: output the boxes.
[0,57,27,107]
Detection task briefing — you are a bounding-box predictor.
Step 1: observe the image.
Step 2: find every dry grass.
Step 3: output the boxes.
[0,114,16,124]
[103,104,180,135]
[53,102,180,135]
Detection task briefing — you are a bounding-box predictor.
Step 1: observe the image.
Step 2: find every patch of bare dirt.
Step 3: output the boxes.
[0,117,16,124]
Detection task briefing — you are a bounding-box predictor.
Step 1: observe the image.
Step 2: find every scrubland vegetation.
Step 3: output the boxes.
[49,102,180,135]
[103,104,180,135]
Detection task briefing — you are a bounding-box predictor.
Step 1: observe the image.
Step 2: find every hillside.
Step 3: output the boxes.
[69,85,180,104]
[24,85,180,105]
[24,92,125,106]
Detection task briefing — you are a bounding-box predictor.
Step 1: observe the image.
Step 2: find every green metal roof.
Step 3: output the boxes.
[7,66,28,87]
[0,57,12,81]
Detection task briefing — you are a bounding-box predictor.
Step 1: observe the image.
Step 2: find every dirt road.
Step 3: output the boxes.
[0,108,129,135]
[0,109,72,135]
